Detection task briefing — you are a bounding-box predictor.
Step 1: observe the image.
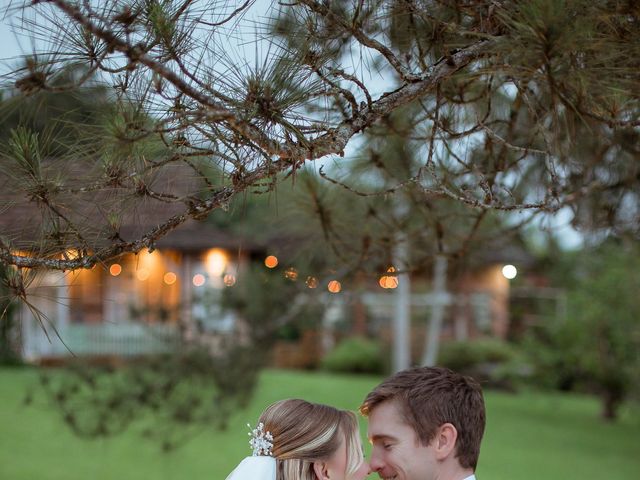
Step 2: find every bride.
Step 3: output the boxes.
[226,399,371,480]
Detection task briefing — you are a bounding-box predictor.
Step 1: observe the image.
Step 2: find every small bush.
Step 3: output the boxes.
[437,339,530,390]
[438,339,515,369]
[321,337,384,374]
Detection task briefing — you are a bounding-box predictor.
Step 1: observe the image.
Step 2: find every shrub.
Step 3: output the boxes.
[321,337,384,374]
[437,339,530,391]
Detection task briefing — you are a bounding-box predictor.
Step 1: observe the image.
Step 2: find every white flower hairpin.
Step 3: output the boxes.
[248,422,274,456]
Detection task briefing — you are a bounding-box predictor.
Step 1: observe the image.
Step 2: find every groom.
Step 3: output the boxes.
[360,366,485,480]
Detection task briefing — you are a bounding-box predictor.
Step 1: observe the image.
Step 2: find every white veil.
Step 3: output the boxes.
[225,456,276,480]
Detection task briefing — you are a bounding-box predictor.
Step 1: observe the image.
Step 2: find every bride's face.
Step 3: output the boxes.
[320,435,370,480]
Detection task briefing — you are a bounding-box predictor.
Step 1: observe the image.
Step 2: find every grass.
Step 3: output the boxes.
[0,367,639,480]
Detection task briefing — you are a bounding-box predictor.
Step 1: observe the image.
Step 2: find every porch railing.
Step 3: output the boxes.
[23,322,179,359]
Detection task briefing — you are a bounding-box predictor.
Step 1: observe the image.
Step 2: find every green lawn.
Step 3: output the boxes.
[1,367,638,480]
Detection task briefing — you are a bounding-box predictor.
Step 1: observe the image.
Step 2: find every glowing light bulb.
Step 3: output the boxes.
[284,267,298,281]
[264,255,278,268]
[192,274,206,287]
[378,266,399,289]
[379,275,399,289]
[109,264,122,276]
[164,272,177,285]
[502,264,517,280]
[327,280,342,293]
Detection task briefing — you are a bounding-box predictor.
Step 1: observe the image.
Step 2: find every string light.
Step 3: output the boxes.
[192,274,205,287]
[379,266,399,289]
[223,274,236,286]
[284,267,298,281]
[64,249,80,260]
[264,255,278,268]
[164,272,177,285]
[305,276,318,288]
[327,280,341,293]
[502,264,517,280]
[109,264,122,276]
[379,276,399,289]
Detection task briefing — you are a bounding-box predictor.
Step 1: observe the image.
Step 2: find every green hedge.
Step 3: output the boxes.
[321,337,385,374]
[437,339,530,390]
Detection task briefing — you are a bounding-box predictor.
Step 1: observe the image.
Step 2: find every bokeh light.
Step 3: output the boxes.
[192,274,206,287]
[205,248,228,277]
[264,255,278,268]
[109,264,122,276]
[502,264,517,280]
[284,267,298,281]
[379,275,398,289]
[136,268,150,281]
[379,266,398,289]
[164,272,177,285]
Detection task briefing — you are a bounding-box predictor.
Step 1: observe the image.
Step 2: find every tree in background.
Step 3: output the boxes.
[525,239,640,421]
[275,105,527,366]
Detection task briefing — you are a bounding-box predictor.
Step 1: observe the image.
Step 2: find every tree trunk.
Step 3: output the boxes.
[601,389,621,422]
[392,231,411,372]
[422,255,448,366]
[352,298,367,336]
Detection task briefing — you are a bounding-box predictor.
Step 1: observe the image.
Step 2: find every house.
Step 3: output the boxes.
[16,219,263,361]
[9,225,537,366]
[0,152,266,361]
[1,154,538,365]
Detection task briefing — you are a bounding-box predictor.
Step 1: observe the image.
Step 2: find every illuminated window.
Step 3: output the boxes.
[205,249,228,278]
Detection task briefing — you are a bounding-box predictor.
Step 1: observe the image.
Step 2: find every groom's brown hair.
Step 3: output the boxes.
[360,366,485,470]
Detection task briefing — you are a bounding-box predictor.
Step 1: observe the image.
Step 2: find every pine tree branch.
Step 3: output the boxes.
[44,0,233,116]
[296,0,421,82]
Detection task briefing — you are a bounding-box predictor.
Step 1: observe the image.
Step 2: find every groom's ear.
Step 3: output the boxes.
[313,460,330,480]
[433,423,458,460]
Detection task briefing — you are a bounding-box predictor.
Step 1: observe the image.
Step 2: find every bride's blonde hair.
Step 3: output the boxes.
[258,399,364,480]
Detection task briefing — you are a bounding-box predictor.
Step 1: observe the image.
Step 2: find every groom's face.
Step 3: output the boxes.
[367,400,437,480]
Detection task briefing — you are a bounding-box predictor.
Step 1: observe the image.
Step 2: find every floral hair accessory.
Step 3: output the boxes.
[248,422,274,456]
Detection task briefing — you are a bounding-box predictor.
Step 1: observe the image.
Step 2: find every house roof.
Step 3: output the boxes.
[476,241,537,267]
[0,161,264,255]
[151,219,263,252]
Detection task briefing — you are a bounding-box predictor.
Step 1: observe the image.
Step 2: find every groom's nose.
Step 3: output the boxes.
[369,452,385,472]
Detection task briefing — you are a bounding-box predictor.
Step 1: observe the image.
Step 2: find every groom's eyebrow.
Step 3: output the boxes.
[369,434,397,443]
